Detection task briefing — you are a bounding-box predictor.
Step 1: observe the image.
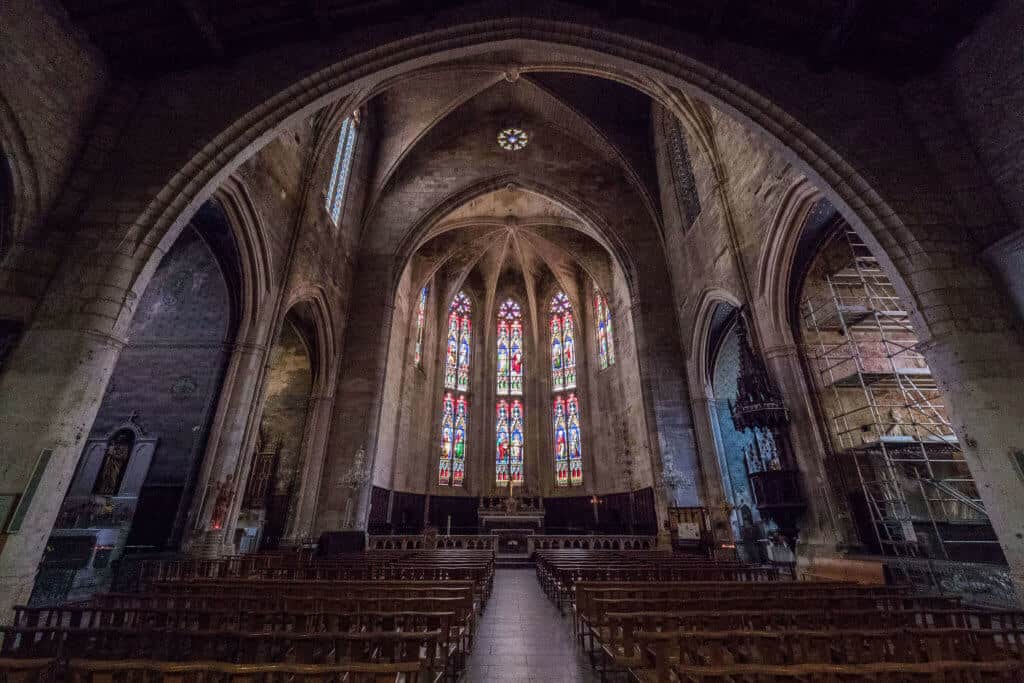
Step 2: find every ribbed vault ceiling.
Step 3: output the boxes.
[409,187,615,347]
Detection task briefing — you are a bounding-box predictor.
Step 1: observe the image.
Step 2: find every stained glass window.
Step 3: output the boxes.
[551,291,583,486]
[439,393,455,486]
[566,393,583,486]
[496,401,509,485]
[497,299,523,395]
[326,116,358,225]
[413,286,428,366]
[496,298,526,487]
[497,127,529,151]
[444,292,472,392]
[496,399,525,487]
[550,292,576,390]
[439,292,471,486]
[552,396,583,487]
[509,400,525,486]
[553,396,569,486]
[439,393,469,487]
[593,285,616,369]
[453,395,468,486]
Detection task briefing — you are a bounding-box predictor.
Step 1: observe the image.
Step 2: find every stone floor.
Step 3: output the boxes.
[462,569,600,682]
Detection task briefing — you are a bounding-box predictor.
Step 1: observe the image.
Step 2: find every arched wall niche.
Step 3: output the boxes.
[34,198,242,598]
[240,310,314,551]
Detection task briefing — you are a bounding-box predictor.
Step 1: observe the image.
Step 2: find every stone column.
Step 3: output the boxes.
[919,325,1024,601]
[283,394,335,543]
[0,323,125,619]
[315,256,395,533]
[630,297,701,534]
[180,338,272,557]
[689,395,735,542]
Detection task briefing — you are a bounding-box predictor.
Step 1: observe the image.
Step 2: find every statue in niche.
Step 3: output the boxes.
[210,474,235,531]
[94,430,134,496]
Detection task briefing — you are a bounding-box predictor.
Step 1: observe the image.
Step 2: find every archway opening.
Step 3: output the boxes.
[795,217,1005,565]
[32,200,240,604]
[238,308,316,552]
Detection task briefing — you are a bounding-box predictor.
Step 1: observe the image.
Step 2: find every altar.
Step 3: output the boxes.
[477,496,544,530]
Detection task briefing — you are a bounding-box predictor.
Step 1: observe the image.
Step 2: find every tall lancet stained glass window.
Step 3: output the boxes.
[496,298,525,486]
[325,116,358,225]
[553,394,584,486]
[444,292,472,392]
[497,299,524,395]
[413,286,428,366]
[551,291,583,486]
[550,292,576,391]
[439,292,471,486]
[496,400,525,487]
[593,285,616,369]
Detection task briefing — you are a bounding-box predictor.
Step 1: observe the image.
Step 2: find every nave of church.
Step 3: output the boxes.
[3,0,1024,679]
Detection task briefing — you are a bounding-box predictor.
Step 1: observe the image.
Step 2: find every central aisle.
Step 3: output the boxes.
[463,569,600,682]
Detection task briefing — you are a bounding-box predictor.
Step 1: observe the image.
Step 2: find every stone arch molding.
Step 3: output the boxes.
[393,175,640,304]
[754,176,824,347]
[283,287,339,400]
[690,288,743,398]
[213,176,276,341]
[82,23,960,343]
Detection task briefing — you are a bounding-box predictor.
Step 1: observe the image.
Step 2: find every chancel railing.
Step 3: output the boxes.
[368,535,496,551]
[367,533,654,553]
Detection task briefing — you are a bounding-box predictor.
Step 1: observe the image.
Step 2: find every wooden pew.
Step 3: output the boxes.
[634,627,1024,682]
[591,608,1024,678]
[658,660,1024,682]
[0,657,57,682]
[68,658,430,682]
[4,626,447,675]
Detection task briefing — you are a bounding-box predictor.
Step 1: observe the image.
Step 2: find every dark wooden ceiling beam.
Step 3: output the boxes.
[178,0,226,60]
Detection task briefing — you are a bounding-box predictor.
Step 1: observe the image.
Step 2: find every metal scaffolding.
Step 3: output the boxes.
[802,228,996,559]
